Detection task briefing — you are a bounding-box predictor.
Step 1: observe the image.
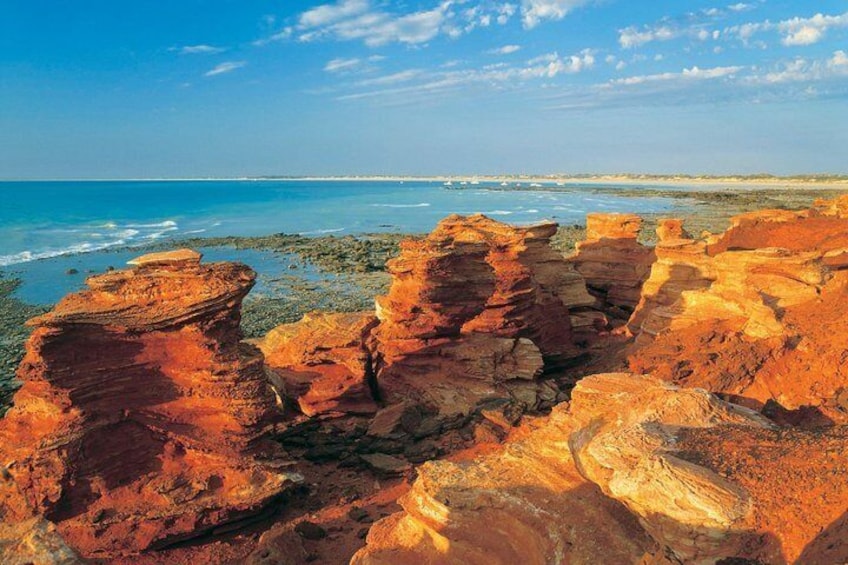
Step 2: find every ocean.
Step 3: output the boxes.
[0,179,682,304]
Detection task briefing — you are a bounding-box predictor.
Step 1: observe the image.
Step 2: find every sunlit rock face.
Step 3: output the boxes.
[627,196,848,421]
[353,373,848,565]
[375,214,578,365]
[372,215,580,419]
[568,213,655,316]
[257,311,380,416]
[0,250,297,558]
[350,379,653,565]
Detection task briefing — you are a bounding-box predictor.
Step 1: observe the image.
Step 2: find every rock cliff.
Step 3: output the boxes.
[0,250,298,558]
[568,213,655,315]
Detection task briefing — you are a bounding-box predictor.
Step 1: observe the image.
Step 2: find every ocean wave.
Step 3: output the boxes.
[299,228,345,235]
[125,220,178,228]
[370,203,430,208]
[523,209,540,213]
[0,220,180,267]
[0,239,130,267]
[484,210,513,216]
[183,229,207,235]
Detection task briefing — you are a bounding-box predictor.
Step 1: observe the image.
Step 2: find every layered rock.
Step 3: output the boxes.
[626,219,714,335]
[354,373,848,564]
[375,214,577,364]
[568,213,655,315]
[370,215,580,419]
[0,250,297,558]
[257,311,379,416]
[627,197,848,418]
[351,381,653,564]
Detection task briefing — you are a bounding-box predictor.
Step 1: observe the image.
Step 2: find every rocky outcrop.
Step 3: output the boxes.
[375,214,577,364]
[626,219,714,335]
[354,373,848,564]
[257,311,379,416]
[371,215,579,421]
[0,250,298,558]
[568,213,655,315]
[0,467,80,565]
[627,197,848,419]
[351,379,653,565]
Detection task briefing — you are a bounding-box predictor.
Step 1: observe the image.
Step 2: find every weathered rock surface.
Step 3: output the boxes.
[0,468,80,565]
[375,214,578,364]
[0,250,297,558]
[354,373,848,564]
[628,197,848,419]
[257,311,379,416]
[568,213,655,314]
[351,384,653,564]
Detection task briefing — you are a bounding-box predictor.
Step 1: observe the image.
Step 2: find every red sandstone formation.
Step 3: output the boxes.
[567,213,655,315]
[354,373,848,564]
[257,311,379,416]
[628,197,848,420]
[372,215,580,420]
[0,250,297,559]
[375,214,578,363]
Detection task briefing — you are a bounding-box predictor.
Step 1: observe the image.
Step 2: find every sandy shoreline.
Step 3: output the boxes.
[5,175,848,189]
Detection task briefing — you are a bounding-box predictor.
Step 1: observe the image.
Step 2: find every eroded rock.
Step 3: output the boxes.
[0,252,298,558]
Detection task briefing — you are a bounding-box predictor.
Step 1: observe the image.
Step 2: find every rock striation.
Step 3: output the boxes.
[0,250,297,558]
[375,214,578,364]
[568,213,655,316]
[628,197,848,419]
[353,373,848,564]
[257,311,380,417]
[372,215,581,420]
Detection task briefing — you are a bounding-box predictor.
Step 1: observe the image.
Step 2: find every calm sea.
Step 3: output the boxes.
[0,180,681,304]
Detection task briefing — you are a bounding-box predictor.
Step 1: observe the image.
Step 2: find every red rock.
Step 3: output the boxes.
[257,311,379,416]
[568,213,655,314]
[375,214,577,364]
[354,372,848,565]
[0,253,297,558]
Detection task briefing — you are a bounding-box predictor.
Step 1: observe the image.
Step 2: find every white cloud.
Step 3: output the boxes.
[258,1,518,47]
[355,69,422,86]
[728,3,753,12]
[173,44,226,55]
[488,44,522,55]
[610,65,743,86]
[204,61,246,77]
[324,57,363,72]
[779,13,848,46]
[299,0,370,28]
[752,50,848,83]
[337,48,595,101]
[726,11,848,47]
[521,0,593,29]
[619,25,677,48]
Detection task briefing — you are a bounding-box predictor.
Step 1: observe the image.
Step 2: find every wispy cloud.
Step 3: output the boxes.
[748,50,848,83]
[725,11,848,46]
[619,25,678,49]
[204,61,247,77]
[488,44,522,55]
[256,0,519,47]
[324,57,363,72]
[336,48,595,102]
[609,65,744,86]
[520,0,593,29]
[171,44,227,55]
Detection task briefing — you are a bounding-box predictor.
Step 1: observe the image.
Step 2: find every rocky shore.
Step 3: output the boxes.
[3,194,848,563]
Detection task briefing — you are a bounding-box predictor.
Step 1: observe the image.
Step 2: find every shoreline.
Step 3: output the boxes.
[2,175,848,189]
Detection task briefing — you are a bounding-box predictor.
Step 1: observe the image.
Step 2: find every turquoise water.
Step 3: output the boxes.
[0,180,682,304]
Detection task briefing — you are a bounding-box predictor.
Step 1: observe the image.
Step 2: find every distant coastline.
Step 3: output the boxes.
[3,174,848,188]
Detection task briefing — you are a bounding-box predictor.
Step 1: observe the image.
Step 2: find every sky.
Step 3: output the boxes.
[1,0,847,178]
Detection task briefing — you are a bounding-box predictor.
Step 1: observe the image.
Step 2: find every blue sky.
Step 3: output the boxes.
[1,0,847,178]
